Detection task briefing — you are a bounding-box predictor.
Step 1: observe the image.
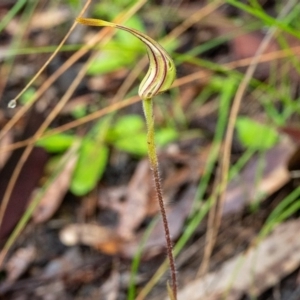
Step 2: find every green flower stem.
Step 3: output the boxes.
[143,98,177,299]
[76,17,177,299]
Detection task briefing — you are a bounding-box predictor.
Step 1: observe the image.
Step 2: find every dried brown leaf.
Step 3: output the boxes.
[117,159,151,240]
[33,148,78,224]
[175,219,300,300]
[4,245,36,283]
[0,132,12,169]
[99,185,128,212]
[280,126,300,145]
[121,185,196,259]
[223,138,295,216]
[42,248,83,277]
[99,269,120,300]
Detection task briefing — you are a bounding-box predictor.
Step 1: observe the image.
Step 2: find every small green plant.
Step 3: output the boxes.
[36,114,178,196]
[76,17,177,299]
[236,117,278,150]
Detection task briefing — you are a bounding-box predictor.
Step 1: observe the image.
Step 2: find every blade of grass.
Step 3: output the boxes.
[0,0,27,33]
[260,186,300,239]
[198,76,236,275]
[127,217,158,300]
[226,0,300,39]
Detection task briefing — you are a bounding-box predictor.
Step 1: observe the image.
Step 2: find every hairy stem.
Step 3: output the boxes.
[143,98,177,299]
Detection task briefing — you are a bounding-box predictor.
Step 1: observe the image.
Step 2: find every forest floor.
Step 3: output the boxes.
[1,0,300,299]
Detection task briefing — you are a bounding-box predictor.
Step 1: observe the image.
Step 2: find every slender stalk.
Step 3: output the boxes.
[143,98,177,299]
[76,17,177,298]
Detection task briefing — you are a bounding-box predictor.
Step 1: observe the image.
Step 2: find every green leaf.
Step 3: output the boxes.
[87,50,132,75]
[36,134,76,153]
[112,126,178,156]
[108,114,145,139]
[108,115,147,156]
[107,115,178,156]
[114,133,148,156]
[70,142,109,196]
[70,117,111,196]
[236,117,278,150]
[107,115,145,144]
[155,127,178,146]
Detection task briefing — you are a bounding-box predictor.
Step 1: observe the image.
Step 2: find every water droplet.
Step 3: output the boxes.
[8,99,16,108]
